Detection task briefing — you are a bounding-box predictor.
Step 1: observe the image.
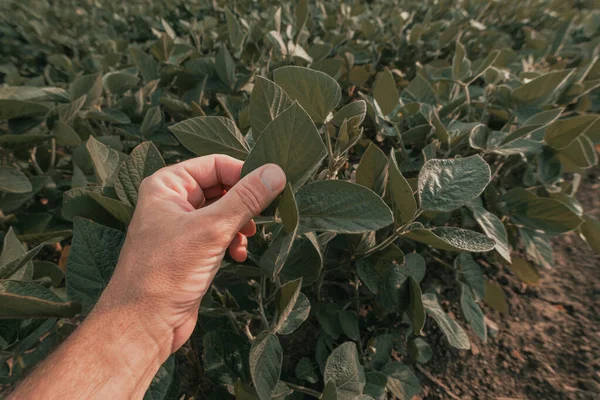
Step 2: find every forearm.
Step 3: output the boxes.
[9,304,172,400]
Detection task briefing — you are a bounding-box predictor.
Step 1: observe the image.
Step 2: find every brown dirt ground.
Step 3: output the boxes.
[419,169,600,400]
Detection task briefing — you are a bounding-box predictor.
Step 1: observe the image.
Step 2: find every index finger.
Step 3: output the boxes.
[176,154,244,189]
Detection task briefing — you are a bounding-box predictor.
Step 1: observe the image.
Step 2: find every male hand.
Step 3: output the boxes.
[95,155,286,354]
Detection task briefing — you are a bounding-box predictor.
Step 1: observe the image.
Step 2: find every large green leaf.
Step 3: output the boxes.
[544,115,599,149]
[249,332,283,400]
[295,357,318,384]
[144,356,177,400]
[511,70,574,107]
[484,281,509,315]
[274,278,303,334]
[469,201,511,263]
[0,167,32,194]
[520,228,553,268]
[273,66,341,124]
[295,180,393,233]
[103,72,139,95]
[422,293,470,349]
[501,190,583,234]
[510,257,540,285]
[373,68,398,115]
[407,277,425,335]
[580,214,600,254]
[242,102,326,190]
[403,224,495,252]
[0,100,49,120]
[355,143,388,197]
[65,218,126,314]
[456,253,485,299]
[249,76,293,137]
[216,46,236,89]
[53,120,82,147]
[279,233,322,286]
[338,310,360,341]
[115,142,165,206]
[279,292,310,335]
[202,331,249,386]
[169,117,250,160]
[86,136,124,187]
[324,342,365,400]
[69,73,103,108]
[418,155,491,212]
[460,283,487,342]
[0,227,37,280]
[381,362,421,400]
[388,150,417,225]
[0,281,80,319]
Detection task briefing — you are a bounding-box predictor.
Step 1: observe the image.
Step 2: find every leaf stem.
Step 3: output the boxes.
[282,381,321,398]
[257,277,270,329]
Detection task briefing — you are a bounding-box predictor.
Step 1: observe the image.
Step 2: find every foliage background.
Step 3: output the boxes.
[1,0,599,398]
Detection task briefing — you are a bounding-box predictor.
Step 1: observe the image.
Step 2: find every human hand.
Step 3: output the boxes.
[94,155,286,356]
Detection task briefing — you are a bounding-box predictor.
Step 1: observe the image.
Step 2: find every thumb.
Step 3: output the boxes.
[209,164,286,234]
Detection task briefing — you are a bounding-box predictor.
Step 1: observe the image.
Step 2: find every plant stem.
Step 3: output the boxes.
[257,277,269,329]
[49,138,56,171]
[282,381,321,398]
[30,147,44,175]
[354,275,365,361]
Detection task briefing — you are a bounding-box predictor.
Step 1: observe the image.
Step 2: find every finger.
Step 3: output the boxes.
[204,185,226,199]
[228,233,248,262]
[202,164,286,234]
[240,220,256,237]
[178,154,244,189]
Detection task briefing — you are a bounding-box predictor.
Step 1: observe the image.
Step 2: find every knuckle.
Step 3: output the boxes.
[235,181,265,216]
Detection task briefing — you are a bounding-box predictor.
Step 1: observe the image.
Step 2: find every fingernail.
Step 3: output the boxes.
[260,164,286,192]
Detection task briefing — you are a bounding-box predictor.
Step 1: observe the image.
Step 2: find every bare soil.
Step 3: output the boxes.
[420,170,600,400]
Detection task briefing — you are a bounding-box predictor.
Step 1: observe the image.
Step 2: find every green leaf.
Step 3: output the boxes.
[402,74,436,105]
[85,192,134,224]
[381,362,421,400]
[103,72,140,95]
[418,155,491,212]
[407,277,425,335]
[249,332,283,400]
[338,310,360,341]
[324,342,365,400]
[66,218,126,314]
[557,134,598,170]
[274,278,303,334]
[512,70,574,108]
[169,116,249,160]
[279,292,311,335]
[86,136,124,187]
[388,150,417,225]
[484,281,509,315]
[295,0,309,33]
[249,76,293,137]
[0,227,38,280]
[422,293,470,349]
[469,201,511,263]
[295,357,319,384]
[296,180,393,233]
[0,167,32,194]
[216,46,236,89]
[403,224,495,252]
[355,143,388,197]
[520,228,554,268]
[53,121,82,147]
[364,371,387,398]
[69,73,103,108]
[144,356,177,400]
[373,68,398,115]
[452,41,470,82]
[140,106,163,137]
[280,232,322,286]
[460,283,487,342]
[456,253,485,299]
[62,187,123,228]
[202,331,249,386]
[115,142,165,206]
[242,102,326,190]
[404,253,426,283]
[274,66,341,124]
[545,115,600,149]
[408,338,432,364]
[509,257,540,285]
[321,380,338,400]
[130,47,158,83]
[225,7,246,52]
[0,100,49,120]
[0,281,80,319]
[32,261,64,287]
[84,108,131,124]
[278,183,299,234]
[331,101,367,127]
[501,190,583,234]
[580,214,600,254]
[369,333,393,370]
[259,231,296,280]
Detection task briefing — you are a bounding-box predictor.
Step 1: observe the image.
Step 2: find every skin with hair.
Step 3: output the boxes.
[8,155,287,400]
